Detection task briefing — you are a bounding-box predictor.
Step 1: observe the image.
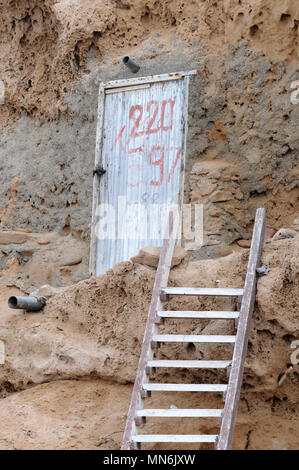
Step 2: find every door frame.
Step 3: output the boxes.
[89,70,197,275]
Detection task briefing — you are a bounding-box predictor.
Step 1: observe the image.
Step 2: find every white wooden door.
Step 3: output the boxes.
[90,72,195,275]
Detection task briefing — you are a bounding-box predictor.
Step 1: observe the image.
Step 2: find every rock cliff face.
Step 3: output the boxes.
[1,1,298,129]
[0,0,298,450]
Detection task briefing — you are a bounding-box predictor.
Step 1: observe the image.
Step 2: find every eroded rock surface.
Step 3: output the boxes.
[0,235,298,449]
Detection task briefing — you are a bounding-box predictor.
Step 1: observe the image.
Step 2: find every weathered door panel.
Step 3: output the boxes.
[90,72,194,275]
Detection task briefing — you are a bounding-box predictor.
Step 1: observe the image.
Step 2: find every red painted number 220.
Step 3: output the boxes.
[129,99,175,138]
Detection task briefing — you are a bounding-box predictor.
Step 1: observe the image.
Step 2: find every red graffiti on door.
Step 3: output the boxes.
[111,98,181,187]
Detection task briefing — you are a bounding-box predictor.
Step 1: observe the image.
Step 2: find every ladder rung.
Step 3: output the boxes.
[132,434,218,443]
[147,360,231,368]
[161,287,244,296]
[158,311,240,319]
[152,334,236,343]
[143,383,227,392]
[136,409,223,418]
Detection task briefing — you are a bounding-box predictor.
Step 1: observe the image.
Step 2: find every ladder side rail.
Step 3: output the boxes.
[121,211,179,450]
[217,208,266,450]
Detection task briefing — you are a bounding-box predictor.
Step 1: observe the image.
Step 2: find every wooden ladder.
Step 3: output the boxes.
[121,208,266,450]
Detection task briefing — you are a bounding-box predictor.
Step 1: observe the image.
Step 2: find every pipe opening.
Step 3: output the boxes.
[122,56,140,73]
[8,295,46,312]
[8,296,18,308]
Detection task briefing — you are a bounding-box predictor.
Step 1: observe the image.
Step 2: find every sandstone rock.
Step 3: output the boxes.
[0,231,28,245]
[209,210,223,218]
[131,246,187,268]
[203,239,221,247]
[17,247,35,257]
[218,247,233,257]
[271,228,298,241]
[31,284,59,299]
[233,189,244,200]
[291,217,299,232]
[210,191,233,203]
[191,160,240,179]
[245,149,261,164]
[0,231,89,290]
[37,238,52,245]
[237,239,251,248]
[25,261,52,288]
[12,227,32,233]
[265,226,278,242]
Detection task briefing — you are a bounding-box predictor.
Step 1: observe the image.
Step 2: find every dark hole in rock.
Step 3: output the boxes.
[250,24,259,36]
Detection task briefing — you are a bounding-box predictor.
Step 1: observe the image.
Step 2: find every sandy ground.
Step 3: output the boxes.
[0,378,297,450]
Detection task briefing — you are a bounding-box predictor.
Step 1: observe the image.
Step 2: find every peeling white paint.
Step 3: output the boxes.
[92,73,192,275]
